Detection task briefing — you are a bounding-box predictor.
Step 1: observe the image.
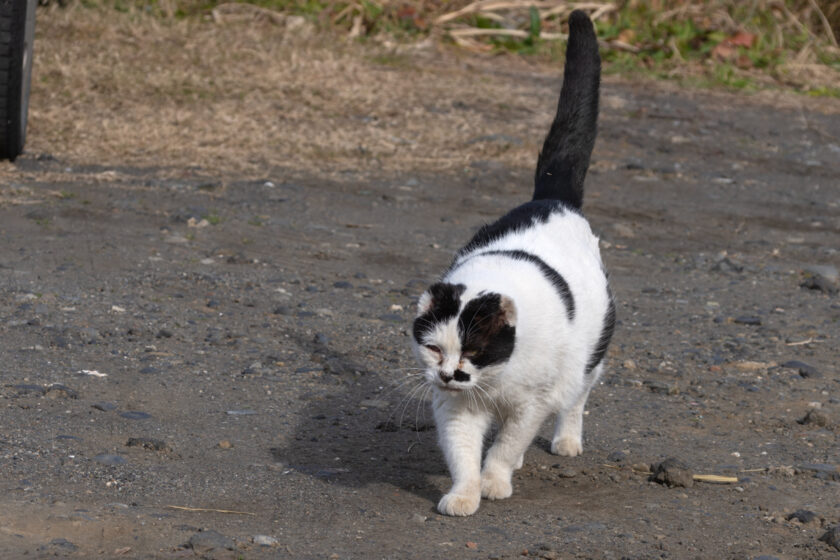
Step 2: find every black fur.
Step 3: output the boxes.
[585,291,615,374]
[533,9,601,208]
[456,200,572,259]
[458,293,516,368]
[412,282,466,344]
[458,250,575,321]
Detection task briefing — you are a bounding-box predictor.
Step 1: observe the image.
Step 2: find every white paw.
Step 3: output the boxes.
[438,491,480,516]
[551,436,582,457]
[480,472,513,500]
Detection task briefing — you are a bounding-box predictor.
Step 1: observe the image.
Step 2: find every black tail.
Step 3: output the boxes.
[533,10,600,208]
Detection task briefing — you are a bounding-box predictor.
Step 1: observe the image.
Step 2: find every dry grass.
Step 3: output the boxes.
[22,3,840,181]
[27,5,559,178]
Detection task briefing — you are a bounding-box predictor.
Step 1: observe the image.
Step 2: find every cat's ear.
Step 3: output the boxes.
[499,295,517,327]
[417,291,433,314]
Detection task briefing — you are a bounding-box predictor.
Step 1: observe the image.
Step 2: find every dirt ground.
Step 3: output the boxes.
[1,7,840,560]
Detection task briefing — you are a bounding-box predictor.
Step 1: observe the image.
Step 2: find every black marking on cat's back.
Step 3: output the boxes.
[460,250,576,321]
[585,290,615,374]
[458,293,516,368]
[412,282,466,344]
[456,200,573,258]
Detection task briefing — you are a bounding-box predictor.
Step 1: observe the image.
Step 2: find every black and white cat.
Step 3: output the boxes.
[411,11,615,517]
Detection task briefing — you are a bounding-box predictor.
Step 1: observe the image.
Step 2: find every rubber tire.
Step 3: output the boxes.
[0,0,36,161]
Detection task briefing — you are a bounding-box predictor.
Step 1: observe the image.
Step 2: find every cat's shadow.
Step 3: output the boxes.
[269,331,446,504]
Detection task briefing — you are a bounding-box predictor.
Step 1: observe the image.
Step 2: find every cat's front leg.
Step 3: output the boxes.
[434,398,490,516]
[481,410,544,500]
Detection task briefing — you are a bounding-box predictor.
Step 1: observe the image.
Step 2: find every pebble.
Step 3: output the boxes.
[801,275,838,294]
[39,538,77,552]
[188,530,235,554]
[781,360,821,379]
[139,366,160,374]
[733,316,761,326]
[820,525,840,551]
[333,281,353,289]
[218,440,233,449]
[803,264,839,284]
[411,513,427,523]
[94,453,127,465]
[241,362,263,375]
[643,380,679,395]
[227,409,257,416]
[787,509,819,525]
[651,458,694,488]
[11,384,46,397]
[126,437,170,452]
[253,534,279,546]
[798,409,830,427]
[314,333,329,346]
[156,328,173,338]
[120,411,152,420]
[606,451,627,463]
[92,401,117,411]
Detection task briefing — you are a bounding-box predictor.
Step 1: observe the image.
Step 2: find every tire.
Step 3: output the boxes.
[0,0,36,161]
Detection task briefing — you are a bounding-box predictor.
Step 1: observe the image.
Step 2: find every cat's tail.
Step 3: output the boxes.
[532,10,600,209]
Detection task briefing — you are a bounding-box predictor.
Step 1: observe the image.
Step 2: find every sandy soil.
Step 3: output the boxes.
[0,7,839,560]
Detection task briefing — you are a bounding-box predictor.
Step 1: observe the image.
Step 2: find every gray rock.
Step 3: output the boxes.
[10,384,46,397]
[651,458,694,488]
[798,409,830,427]
[359,399,389,409]
[226,409,257,416]
[801,275,838,294]
[139,366,160,374]
[120,411,152,420]
[733,316,761,326]
[46,384,78,399]
[782,360,821,379]
[126,437,170,452]
[803,264,839,284]
[819,525,840,551]
[643,380,679,395]
[188,530,236,553]
[787,509,819,525]
[94,453,127,465]
[333,281,353,289]
[92,401,117,411]
[39,538,77,552]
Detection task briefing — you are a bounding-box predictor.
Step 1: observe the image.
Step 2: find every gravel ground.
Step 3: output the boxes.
[1,73,839,559]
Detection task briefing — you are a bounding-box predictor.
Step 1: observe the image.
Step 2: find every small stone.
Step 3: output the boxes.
[126,438,170,452]
[801,275,838,294]
[156,328,173,339]
[45,384,78,399]
[556,468,577,479]
[218,440,233,449]
[333,281,353,289]
[607,451,627,463]
[120,411,152,420]
[411,513,427,523]
[644,380,678,395]
[188,530,235,554]
[651,458,694,488]
[781,360,821,379]
[92,402,117,411]
[41,538,77,552]
[11,384,46,397]
[273,305,291,315]
[622,359,637,370]
[820,525,840,551]
[94,453,127,465]
[733,316,761,326]
[226,409,257,416]
[314,333,329,346]
[139,366,160,375]
[253,534,279,546]
[803,264,839,284]
[242,362,263,375]
[787,509,819,525]
[712,257,743,273]
[799,409,830,427]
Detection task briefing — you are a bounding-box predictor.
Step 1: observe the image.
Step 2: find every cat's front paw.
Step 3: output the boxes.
[438,491,480,516]
[481,471,513,500]
[551,436,583,457]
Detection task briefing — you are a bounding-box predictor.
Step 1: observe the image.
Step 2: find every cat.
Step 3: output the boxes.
[411,10,615,517]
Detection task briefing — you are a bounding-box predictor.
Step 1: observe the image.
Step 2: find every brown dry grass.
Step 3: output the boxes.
[27,5,560,179]
[21,4,840,182]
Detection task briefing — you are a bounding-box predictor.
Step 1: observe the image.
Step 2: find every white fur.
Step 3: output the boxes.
[414,210,611,516]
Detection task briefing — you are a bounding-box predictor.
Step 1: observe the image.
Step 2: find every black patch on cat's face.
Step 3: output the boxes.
[457,293,515,368]
[413,283,466,344]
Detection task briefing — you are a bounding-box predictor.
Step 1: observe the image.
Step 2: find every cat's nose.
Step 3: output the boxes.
[439,371,453,383]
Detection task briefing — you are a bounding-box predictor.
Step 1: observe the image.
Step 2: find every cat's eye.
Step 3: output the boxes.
[425,345,442,355]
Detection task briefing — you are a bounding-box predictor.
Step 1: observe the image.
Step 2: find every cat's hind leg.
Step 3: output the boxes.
[551,363,603,457]
[481,409,544,500]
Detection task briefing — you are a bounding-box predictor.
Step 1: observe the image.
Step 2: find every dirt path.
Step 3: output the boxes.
[1,19,840,559]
